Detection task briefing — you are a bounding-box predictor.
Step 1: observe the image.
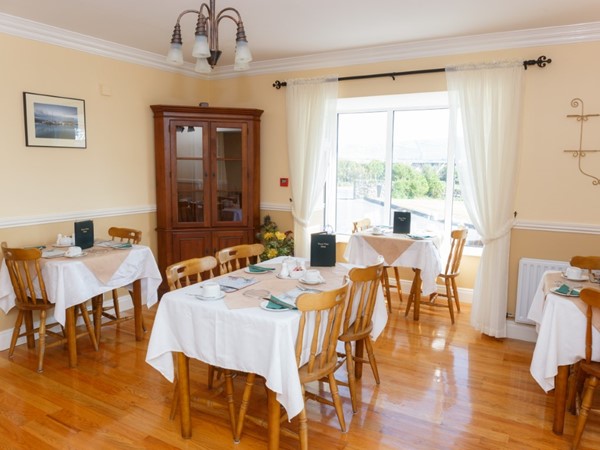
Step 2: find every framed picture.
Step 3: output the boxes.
[23,92,86,148]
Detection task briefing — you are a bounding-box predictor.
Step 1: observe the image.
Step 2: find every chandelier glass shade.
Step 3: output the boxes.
[166,0,252,73]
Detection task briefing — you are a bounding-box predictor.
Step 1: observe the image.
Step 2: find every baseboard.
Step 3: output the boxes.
[506,320,538,342]
[0,293,134,351]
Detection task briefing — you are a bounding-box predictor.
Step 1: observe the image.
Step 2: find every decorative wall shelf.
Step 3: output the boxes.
[564,98,600,186]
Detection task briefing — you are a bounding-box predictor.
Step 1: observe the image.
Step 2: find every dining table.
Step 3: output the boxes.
[528,270,600,435]
[344,229,443,320]
[0,242,163,367]
[145,256,388,449]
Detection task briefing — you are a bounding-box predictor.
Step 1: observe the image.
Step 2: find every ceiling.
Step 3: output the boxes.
[1,0,600,68]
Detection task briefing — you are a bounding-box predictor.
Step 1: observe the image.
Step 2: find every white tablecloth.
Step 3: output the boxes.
[528,271,600,392]
[0,245,163,325]
[145,257,387,421]
[344,233,443,296]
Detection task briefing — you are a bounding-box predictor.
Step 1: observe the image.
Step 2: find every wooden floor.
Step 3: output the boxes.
[1,295,599,449]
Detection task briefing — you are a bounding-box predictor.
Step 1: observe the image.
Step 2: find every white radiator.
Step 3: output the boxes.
[515,257,569,325]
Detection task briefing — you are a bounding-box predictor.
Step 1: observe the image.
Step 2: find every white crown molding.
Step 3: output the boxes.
[0,205,156,229]
[2,12,600,79]
[514,220,600,235]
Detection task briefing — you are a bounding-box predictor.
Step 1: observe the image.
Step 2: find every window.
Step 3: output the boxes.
[324,92,481,248]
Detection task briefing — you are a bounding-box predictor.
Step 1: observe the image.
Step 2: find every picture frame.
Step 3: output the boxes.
[23,92,86,148]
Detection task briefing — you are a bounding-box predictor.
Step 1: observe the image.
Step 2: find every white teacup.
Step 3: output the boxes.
[57,234,74,246]
[65,246,82,257]
[372,226,382,234]
[304,269,321,283]
[565,266,584,280]
[201,281,221,298]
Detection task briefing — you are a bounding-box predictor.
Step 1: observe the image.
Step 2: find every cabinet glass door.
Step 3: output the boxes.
[213,123,247,225]
[173,122,208,225]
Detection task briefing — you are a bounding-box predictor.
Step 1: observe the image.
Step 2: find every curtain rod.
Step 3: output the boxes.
[272,55,551,89]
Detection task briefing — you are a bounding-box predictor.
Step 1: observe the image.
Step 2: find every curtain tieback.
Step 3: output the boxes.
[291,210,310,227]
[481,221,514,245]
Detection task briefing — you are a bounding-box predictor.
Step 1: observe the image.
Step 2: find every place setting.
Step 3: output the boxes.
[189,281,226,301]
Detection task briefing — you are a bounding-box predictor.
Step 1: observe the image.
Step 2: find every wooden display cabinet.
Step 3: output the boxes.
[151,105,263,289]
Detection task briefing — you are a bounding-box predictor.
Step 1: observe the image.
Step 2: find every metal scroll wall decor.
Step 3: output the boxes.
[564,98,600,186]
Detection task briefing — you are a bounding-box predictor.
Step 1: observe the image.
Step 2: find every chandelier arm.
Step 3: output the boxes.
[216,8,243,24]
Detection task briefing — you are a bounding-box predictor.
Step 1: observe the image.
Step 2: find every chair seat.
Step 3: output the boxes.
[338,321,373,342]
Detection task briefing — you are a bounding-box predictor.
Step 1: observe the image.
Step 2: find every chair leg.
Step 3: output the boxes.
[393,267,402,302]
[223,370,237,441]
[445,279,455,324]
[572,376,598,449]
[37,309,47,373]
[364,338,380,385]
[327,372,347,433]
[567,362,582,414]
[78,303,99,351]
[344,342,358,413]
[451,278,461,312]
[235,372,256,441]
[8,311,24,359]
[382,270,392,313]
[111,289,121,319]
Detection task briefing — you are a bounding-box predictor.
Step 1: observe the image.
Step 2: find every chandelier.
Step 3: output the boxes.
[166,0,252,73]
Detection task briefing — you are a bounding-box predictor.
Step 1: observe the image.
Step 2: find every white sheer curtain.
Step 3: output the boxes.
[446,60,524,338]
[286,76,338,257]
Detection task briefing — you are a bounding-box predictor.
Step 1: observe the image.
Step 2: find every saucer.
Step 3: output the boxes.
[260,300,292,312]
[65,251,87,258]
[244,266,275,274]
[53,244,74,248]
[562,272,588,282]
[195,292,225,301]
[371,231,384,236]
[299,276,325,285]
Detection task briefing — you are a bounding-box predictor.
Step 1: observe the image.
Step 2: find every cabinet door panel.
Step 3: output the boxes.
[172,121,211,226]
[174,231,213,260]
[212,230,250,254]
[212,122,247,227]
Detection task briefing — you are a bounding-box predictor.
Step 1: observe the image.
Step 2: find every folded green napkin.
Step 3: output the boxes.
[266,295,297,310]
[248,265,275,273]
[555,284,579,296]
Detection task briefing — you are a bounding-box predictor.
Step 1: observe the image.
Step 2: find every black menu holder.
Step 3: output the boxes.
[310,232,336,267]
[393,211,411,234]
[74,219,94,249]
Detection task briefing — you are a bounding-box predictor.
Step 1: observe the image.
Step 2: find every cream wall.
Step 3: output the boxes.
[2,29,600,336]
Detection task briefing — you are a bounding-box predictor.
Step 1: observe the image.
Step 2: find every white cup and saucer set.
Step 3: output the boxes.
[562,266,589,282]
[299,269,325,285]
[195,281,225,301]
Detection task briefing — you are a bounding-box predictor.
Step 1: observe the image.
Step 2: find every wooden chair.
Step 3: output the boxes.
[571,287,600,449]
[164,256,223,419]
[336,261,384,413]
[406,228,467,324]
[234,282,350,448]
[91,227,142,340]
[215,243,265,274]
[2,242,98,372]
[352,218,401,313]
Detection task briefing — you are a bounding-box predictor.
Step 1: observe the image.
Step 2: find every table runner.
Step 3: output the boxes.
[220,264,350,310]
[40,246,131,284]
[360,234,414,265]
